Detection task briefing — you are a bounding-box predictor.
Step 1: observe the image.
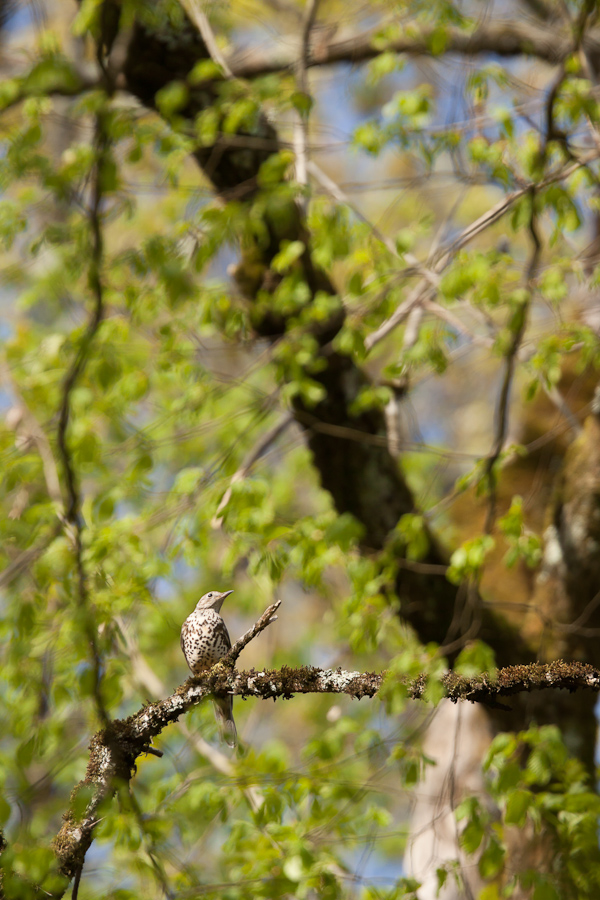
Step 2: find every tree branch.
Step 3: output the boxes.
[293,0,319,210]
[178,0,233,77]
[518,0,558,21]
[52,601,281,888]
[221,600,281,665]
[56,110,110,732]
[365,151,597,352]
[0,523,62,590]
[483,189,541,533]
[211,415,293,529]
[51,626,600,892]
[229,20,587,78]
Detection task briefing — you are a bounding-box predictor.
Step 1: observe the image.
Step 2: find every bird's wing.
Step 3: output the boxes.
[220,617,232,651]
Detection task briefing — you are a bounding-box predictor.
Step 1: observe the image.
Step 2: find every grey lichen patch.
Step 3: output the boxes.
[343,671,382,699]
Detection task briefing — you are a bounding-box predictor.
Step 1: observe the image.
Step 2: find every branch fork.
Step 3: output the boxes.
[53,602,281,884]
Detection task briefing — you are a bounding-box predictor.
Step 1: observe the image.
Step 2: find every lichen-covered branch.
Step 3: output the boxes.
[439,660,600,702]
[203,658,600,706]
[51,655,600,889]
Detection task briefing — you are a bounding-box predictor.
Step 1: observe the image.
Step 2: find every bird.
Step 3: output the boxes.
[180,589,237,748]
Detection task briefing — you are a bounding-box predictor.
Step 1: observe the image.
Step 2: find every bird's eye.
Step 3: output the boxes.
[208,592,213,598]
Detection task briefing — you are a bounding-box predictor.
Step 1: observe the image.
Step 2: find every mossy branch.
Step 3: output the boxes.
[50,651,600,892]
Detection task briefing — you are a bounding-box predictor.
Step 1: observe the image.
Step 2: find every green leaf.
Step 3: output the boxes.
[271,240,305,273]
[447,536,495,584]
[0,78,21,110]
[189,60,224,84]
[156,81,189,117]
[532,881,560,900]
[478,838,505,879]
[71,0,104,36]
[0,795,11,825]
[23,58,81,95]
[173,467,204,494]
[460,817,485,854]
[454,641,497,679]
[353,121,385,154]
[479,886,502,900]
[290,91,314,118]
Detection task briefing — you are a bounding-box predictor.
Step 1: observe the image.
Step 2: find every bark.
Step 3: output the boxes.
[538,407,600,662]
[524,401,600,769]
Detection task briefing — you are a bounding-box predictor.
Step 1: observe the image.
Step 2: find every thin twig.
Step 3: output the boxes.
[179,0,233,77]
[421,299,494,349]
[220,600,281,667]
[71,865,82,900]
[1,365,64,512]
[294,0,319,211]
[541,384,582,436]
[308,160,440,289]
[483,189,541,533]
[211,414,293,528]
[0,523,62,589]
[365,282,433,350]
[365,151,598,352]
[519,0,556,21]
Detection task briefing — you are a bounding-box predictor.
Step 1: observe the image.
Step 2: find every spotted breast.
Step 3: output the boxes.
[180,589,237,748]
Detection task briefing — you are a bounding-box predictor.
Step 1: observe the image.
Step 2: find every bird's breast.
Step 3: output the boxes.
[181,610,231,674]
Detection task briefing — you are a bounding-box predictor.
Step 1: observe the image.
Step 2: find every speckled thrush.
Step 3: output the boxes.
[180,589,237,748]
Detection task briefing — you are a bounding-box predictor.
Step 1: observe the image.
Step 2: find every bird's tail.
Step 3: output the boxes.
[214,695,237,748]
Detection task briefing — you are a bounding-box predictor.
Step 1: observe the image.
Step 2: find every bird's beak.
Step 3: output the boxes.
[221,590,234,600]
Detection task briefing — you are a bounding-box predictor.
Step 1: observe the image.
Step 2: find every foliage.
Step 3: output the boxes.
[456,727,600,900]
[0,0,599,898]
